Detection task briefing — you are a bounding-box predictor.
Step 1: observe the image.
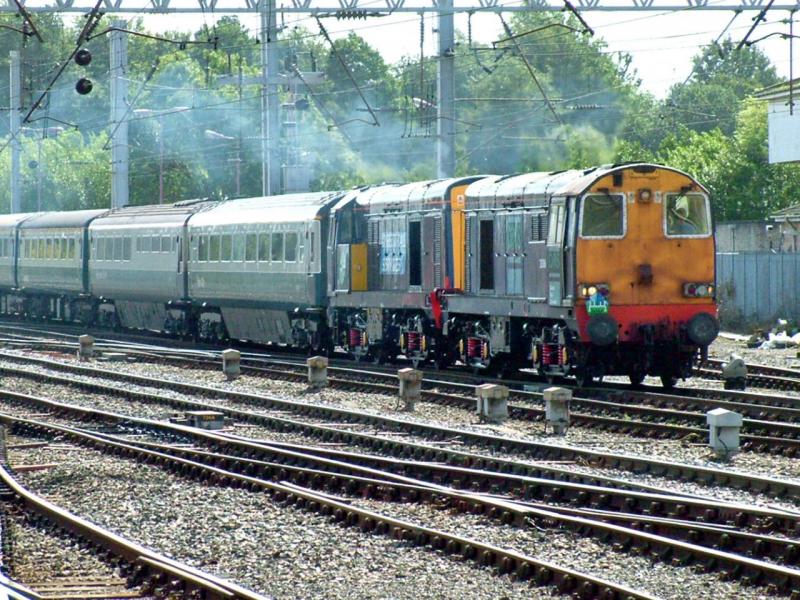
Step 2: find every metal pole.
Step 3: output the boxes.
[436,0,456,178]
[10,50,21,214]
[260,0,281,196]
[110,21,129,208]
[790,10,795,116]
[36,138,42,211]
[159,115,164,203]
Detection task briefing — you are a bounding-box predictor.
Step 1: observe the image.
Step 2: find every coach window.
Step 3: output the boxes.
[665,193,710,237]
[198,236,208,262]
[161,236,171,253]
[297,231,305,262]
[580,194,625,238]
[114,237,123,261]
[408,220,422,287]
[68,239,76,259]
[285,232,298,262]
[258,233,270,262]
[479,220,494,290]
[245,233,257,261]
[271,232,284,262]
[221,234,232,261]
[232,234,245,262]
[123,238,132,261]
[209,235,220,262]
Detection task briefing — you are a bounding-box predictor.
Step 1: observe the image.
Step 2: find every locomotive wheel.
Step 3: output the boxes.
[575,370,591,388]
[660,374,677,390]
[628,371,645,388]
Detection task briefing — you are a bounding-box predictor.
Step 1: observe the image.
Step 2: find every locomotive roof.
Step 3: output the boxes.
[19,209,108,230]
[91,199,216,229]
[188,191,344,227]
[349,177,490,210]
[0,212,42,229]
[465,164,707,204]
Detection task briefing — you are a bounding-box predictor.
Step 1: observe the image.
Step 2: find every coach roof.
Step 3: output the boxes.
[19,209,108,230]
[189,192,344,227]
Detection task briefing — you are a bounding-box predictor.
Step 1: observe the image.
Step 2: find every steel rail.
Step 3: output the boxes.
[2,383,800,547]
[0,461,267,600]
[103,431,800,571]
[2,416,659,600]
[8,415,800,595]
[0,351,799,504]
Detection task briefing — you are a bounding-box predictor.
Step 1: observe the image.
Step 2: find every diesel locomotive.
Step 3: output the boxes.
[0,163,719,387]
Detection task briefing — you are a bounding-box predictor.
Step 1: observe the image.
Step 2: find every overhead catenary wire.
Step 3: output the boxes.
[314,16,381,127]
[497,14,563,126]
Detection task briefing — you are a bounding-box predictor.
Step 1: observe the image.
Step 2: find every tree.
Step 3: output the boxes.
[665,38,780,136]
[657,101,800,221]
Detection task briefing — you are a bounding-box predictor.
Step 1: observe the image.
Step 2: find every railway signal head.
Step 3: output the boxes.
[75,49,92,66]
[75,78,93,95]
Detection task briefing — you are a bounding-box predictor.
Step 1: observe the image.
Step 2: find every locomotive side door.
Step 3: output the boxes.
[546,199,568,306]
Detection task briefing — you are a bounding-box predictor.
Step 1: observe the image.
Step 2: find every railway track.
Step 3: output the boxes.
[0,427,266,600]
[3,416,665,600]
[2,325,800,595]
[1,358,800,539]
[8,341,800,464]
[6,412,800,597]
[3,349,800,502]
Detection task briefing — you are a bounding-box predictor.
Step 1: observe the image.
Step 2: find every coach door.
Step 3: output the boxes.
[546,199,568,306]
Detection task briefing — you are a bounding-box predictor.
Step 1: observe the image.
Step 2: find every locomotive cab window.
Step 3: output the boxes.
[580,194,625,238]
[664,193,711,237]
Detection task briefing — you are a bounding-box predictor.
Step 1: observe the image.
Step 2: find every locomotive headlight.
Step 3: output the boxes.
[638,188,652,203]
[579,283,610,297]
[683,282,715,297]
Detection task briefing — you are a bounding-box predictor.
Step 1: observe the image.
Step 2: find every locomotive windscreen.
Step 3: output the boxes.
[580,194,625,238]
[665,193,711,237]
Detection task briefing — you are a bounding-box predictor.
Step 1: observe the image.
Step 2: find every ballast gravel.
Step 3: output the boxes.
[6,439,555,600]
[3,351,800,514]
[3,502,134,595]
[352,499,775,600]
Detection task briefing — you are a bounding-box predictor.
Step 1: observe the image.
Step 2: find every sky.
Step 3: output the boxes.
[143,8,798,98]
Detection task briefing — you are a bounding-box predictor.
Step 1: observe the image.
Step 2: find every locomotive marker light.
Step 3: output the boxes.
[707,408,742,460]
[683,282,715,297]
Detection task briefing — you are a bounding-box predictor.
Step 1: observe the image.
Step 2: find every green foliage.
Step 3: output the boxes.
[0,15,794,224]
[665,39,780,136]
